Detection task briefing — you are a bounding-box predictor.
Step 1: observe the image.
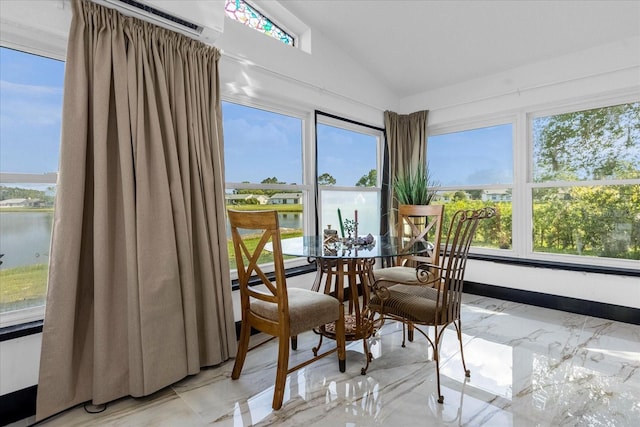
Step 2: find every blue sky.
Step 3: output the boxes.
[0,47,65,175]
[429,124,513,187]
[222,101,379,186]
[1,47,513,188]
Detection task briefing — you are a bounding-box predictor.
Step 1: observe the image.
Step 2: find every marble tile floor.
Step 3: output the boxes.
[26,294,640,426]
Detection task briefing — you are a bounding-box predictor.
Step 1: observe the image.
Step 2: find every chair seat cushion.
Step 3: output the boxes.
[252,288,340,336]
[369,284,442,324]
[374,266,419,283]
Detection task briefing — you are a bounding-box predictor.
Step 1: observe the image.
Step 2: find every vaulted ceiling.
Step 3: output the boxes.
[281,1,640,97]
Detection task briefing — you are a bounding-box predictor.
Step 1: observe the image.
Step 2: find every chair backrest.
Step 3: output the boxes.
[228,209,288,332]
[428,207,496,323]
[395,204,444,268]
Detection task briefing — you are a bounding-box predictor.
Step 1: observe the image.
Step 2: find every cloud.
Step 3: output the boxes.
[0,80,63,97]
[1,81,63,127]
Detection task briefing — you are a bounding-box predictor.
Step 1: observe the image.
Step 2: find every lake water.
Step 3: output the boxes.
[0,211,303,270]
[225,212,303,235]
[0,212,53,270]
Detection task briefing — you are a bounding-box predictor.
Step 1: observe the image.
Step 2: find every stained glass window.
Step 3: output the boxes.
[225,0,294,46]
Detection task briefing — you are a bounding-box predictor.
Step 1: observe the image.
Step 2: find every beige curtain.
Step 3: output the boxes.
[383,110,428,233]
[36,0,237,420]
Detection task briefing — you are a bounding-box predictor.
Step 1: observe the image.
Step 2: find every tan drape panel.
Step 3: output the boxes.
[383,110,428,232]
[36,0,236,420]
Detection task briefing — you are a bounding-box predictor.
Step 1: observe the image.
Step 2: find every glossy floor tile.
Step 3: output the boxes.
[35,294,640,426]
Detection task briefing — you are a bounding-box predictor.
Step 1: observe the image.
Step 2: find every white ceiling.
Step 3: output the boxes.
[280,0,640,98]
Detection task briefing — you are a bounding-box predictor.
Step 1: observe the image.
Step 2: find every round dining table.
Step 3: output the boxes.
[276,234,432,373]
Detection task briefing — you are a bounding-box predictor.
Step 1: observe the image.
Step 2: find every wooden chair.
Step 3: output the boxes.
[229,209,346,410]
[374,204,444,284]
[366,207,496,403]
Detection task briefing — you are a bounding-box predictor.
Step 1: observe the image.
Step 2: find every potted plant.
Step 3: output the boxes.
[393,163,439,205]
[392,164,440,238]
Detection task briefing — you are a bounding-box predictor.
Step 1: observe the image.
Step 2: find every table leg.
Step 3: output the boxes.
[335,258,346,372]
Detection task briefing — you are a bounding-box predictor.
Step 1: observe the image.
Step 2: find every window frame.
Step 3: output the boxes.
[0,48,64,328]
[427,94,640,272]
[314,110,385,236]
[525,96,640,270]
[222,96,315,276]
[224,0,313,53]
[428,114,518,256]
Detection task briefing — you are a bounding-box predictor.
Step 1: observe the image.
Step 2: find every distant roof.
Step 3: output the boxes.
[0,198,27,205]
[270,193,303,199]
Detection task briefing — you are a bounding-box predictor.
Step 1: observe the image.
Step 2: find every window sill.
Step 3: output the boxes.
[0,320,43,342]
[467,253,640,277]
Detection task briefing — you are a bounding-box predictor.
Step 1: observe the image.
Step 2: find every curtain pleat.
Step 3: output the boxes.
[36,0,236,420]
[382,110,428,234]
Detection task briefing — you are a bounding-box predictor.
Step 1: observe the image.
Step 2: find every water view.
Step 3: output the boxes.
[0,211,53,270]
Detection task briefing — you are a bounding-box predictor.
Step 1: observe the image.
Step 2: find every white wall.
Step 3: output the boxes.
[215,17,395,125]
[400,36,640,125]
[0,334,41,395]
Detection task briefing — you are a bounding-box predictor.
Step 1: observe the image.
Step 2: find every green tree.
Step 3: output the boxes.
[533,102,640,181]
[261,177,284,185]
[452,191,468,202]
[318,173,336,186]
[355,169,377,187]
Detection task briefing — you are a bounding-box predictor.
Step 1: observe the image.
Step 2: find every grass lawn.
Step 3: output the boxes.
[0,263,48,312]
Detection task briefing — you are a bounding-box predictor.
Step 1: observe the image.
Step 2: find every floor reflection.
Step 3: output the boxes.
[35,294,640,427]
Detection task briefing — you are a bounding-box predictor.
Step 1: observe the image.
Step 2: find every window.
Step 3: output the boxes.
[222,100,306,269]
[316,113,384,237]
[0,47,64,325]
[428,123,514,250]
[531,102,640,260]
[225,0,294,46]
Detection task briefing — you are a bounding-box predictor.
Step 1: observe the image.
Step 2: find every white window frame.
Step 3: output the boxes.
[428,114,518,257]
[222,96,315,275]
[525,95,640,270]
[315,113,384,235]
[427,93,640,271]
[0,52,61,327]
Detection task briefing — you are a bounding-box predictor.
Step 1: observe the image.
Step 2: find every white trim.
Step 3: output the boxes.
[0,306,45,328]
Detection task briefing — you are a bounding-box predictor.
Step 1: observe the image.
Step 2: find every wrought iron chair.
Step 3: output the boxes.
[373,204,444,343]
[229,209,346,410]
[365,207,496,403]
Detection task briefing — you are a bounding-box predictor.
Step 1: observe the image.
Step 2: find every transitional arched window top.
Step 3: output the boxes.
[225,0,295,46]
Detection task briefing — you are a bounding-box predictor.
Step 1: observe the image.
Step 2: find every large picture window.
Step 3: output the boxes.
[316,113,384,238]
[222,101,306,269]
[0,47,64,325]
[428,123,514,250]
[531,102,640,260]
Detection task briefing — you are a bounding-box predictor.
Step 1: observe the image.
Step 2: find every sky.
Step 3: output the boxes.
[0,47,65,175]
[222,101,379,186]
[429,124,514,187]
[0,46,513,189]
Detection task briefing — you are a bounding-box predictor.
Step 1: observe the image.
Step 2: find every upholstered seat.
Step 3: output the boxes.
[251,288,341,336]
[368,284,441,323]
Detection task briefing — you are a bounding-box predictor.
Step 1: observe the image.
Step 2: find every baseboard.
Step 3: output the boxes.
[464,281,640,325]
[0,385,37,426]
